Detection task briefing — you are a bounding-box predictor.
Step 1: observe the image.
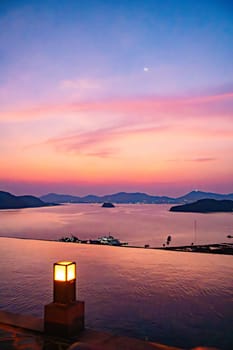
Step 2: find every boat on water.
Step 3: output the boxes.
[59,234,128,246]
[97,235,128,246]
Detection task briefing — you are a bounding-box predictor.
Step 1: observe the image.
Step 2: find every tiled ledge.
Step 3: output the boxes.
[0,310,183,350]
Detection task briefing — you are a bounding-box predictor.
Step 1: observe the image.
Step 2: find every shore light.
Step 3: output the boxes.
[53,261,76,304]
[54,261,76,281]
[44,260,85,337]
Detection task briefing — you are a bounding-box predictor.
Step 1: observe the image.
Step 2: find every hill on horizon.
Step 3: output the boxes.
[1,189,233,209]
[0,191,56,210]
[170,198,233,213]
[40,190,233,204]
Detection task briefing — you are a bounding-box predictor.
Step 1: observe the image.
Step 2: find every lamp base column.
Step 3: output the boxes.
[44,301,85,338]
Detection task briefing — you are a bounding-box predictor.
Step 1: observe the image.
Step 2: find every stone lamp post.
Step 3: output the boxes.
[44,261,85,338]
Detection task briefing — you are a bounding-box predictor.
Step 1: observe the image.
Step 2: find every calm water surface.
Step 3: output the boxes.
[0,203,232,246]
[0,238,233,349]
[0,205,232,349]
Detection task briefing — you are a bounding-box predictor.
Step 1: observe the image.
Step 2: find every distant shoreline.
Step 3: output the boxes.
[1,236,232,256]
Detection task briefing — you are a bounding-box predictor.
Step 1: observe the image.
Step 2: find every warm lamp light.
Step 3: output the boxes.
[53,261,76,304]
[54,261,76,282]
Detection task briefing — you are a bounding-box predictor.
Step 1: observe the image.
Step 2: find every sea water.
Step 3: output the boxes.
[0,204,232,349]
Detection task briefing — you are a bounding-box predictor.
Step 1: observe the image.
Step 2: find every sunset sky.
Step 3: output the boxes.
[0,0,232,196]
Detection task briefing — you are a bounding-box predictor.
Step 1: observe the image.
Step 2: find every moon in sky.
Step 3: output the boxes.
[143,67,149,72]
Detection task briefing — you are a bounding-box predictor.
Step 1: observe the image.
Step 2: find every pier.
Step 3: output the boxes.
[155,242,233,255]
[58,235,233,255]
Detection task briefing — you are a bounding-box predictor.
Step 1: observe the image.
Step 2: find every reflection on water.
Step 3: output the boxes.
[0,237,232,349]
[0,204,232,246]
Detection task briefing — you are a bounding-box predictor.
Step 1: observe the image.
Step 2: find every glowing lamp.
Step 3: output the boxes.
[54,261,76,281]
[44,260,84,337]
[53,261,76,304]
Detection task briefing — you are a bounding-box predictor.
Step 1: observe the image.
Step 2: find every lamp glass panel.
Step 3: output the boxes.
[54,264,66,281]
[59,261,72,265]
[67,264,76,281]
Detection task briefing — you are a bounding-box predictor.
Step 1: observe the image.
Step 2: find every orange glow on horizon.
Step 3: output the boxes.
[1,91,232,194]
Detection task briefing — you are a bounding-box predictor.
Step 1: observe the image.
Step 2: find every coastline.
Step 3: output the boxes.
[1,235,232,255]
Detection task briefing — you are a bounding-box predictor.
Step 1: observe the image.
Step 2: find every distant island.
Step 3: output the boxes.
[102,202,115,208]
[0,191,57,210]
[40,190,233,205]
[170,199,233,213]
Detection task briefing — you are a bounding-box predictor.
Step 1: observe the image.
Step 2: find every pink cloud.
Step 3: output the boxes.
[189,157,217,162]
[1,91,232,122]
[28,91,231,158]
[167,157,217,163]
[60,78,102,90]
[45,124,168,157]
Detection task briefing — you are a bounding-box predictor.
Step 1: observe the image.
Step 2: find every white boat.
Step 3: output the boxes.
[98,235,122,246]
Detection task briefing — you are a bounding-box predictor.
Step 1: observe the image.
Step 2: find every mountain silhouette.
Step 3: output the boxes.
[40,190,233,204]
[170,198,233,213]
[0,191,56,210]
